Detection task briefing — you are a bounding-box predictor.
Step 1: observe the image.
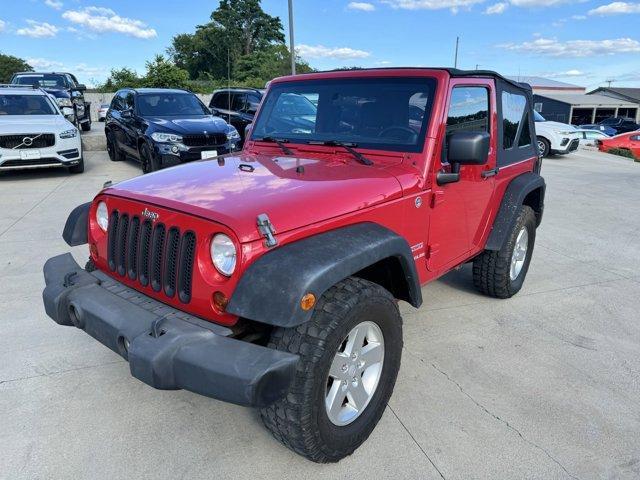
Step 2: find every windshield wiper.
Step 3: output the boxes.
[307,140,373,166]
[255,136,294,155]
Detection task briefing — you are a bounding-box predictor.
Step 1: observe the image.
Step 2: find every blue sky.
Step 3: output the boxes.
[1,0,639,89]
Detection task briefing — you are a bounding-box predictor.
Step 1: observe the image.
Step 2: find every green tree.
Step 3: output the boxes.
[100,67,143,91]
[212,0,284,56]
[0,53,32,83]
[143,55,190,89]
[234,44,312,83]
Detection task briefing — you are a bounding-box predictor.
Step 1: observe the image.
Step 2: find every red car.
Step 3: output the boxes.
[42,68,545,462]
[597,131,640,159]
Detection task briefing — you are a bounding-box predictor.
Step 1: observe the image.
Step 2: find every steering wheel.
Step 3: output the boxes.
[378,126,417,143]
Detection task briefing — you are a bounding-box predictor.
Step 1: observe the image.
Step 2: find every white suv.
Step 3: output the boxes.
[534,111,580,158]
[0,85,83,173]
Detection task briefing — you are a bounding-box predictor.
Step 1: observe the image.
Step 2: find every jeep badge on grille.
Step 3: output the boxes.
[142,208,159,222]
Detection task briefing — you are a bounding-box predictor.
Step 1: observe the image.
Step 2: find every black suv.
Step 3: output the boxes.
[105,88,240,173]
[11,72,91,131]
[209,88,264,144]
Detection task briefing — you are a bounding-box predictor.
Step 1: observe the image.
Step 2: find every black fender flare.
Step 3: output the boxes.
[485,172,545,251]
[62,202,91,246]
[226,222,422,328]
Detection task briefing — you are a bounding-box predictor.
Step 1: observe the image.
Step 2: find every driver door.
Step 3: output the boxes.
[426,79,497,272]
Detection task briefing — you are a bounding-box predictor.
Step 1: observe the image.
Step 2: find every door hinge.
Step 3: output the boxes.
[257,213,278,248]
[431,190,445,208]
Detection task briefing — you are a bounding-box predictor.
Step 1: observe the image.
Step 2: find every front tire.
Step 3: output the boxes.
[473,205,536,298]
[537,137,550,158]
[140,143,160,174]
[260,277,403,462]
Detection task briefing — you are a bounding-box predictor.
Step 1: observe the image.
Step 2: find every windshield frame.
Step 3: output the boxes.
[250,76,437,153]
[136,92,211,117]
[13,74,70,89]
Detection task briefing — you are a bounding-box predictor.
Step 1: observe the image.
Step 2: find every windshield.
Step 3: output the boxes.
[600,118,618,126]
[251,77,436,152]
[13,74,68,89]
[0,94,58,115]
[137,93,210,116]
[534,111,546,122]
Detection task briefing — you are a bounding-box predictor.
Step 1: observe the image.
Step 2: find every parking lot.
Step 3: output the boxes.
[1,147,639,479]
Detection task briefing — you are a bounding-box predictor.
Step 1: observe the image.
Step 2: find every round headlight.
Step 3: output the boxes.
[210,233,236,276]
[96,201,108,232]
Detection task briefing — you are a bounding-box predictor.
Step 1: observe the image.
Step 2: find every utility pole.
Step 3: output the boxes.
[454,36,459,68]
[288,0,296,75]
[605,78,615,88]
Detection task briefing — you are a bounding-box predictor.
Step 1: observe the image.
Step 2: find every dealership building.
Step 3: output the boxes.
[506,76,640,125]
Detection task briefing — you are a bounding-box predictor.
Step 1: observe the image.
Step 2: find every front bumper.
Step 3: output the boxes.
[551,138,580,155]
[0,138,82,170]
[42,253,298,407]
[153,142,238,167]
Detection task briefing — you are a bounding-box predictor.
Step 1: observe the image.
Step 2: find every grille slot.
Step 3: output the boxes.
[115,214,129,276]
[178,231,196,303]
[106,210,196,303]
[150,224,166,292]
[138,220,153,286]
[107,211,119,271]
[0,133,55,149]
[127,216,140,280]
[163,227,181,297]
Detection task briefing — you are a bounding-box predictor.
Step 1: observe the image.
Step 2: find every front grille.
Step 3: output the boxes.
[107,211,196,303]
[0,133,55,149]
[182,133,227,147]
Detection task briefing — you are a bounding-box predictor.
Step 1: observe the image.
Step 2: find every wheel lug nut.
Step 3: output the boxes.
[341,364,348,372]
[351,353,357,359]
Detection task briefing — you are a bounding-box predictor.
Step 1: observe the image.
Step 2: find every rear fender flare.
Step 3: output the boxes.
[226,223,422,328]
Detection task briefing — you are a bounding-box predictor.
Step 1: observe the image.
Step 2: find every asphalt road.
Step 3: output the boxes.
[1,148,639,480]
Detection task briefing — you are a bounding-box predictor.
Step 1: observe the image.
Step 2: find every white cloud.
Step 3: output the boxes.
[572,14,587,18]
[26,57,64,69]
[499,37,640,57]
[297,44,371,59]
[16,20,59,38]
[382,0,485,11]
[546,69,587,77]
[589,2,640,15]
[0,20,6,32]
[348,2,376,10]
[484,2,509,13]
[45,0,63,10]
[62,6,157,39]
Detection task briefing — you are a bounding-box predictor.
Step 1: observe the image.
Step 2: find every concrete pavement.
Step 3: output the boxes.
[1,149,639,479]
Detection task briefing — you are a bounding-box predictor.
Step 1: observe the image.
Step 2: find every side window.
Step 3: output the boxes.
[110,92,124,111]
[232,93,246,112]
[124,92,135,110]
[246,93,261,113]
[212,92,231,110]
[446,87,489,135]
[501,91,527,149]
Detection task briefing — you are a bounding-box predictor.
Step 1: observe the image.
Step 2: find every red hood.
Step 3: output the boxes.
[104,152,404,243]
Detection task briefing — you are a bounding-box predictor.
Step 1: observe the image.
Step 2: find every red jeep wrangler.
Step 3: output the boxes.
[43,68,544,462]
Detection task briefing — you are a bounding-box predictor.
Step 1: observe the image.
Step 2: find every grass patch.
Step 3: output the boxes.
[607,148,639,162]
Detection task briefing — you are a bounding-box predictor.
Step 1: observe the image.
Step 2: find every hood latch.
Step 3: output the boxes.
[257,214,278,248]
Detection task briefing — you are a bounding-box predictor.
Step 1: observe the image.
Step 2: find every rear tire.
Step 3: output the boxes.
[260,277,403,463]
[106,131,124,162]
[68,157,84,174]
[473,205,536,298]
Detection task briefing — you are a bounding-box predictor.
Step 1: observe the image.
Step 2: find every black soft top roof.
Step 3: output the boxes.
[319,67,532,93]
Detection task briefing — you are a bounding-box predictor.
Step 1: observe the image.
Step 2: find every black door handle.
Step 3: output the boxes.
[481,167,499,178]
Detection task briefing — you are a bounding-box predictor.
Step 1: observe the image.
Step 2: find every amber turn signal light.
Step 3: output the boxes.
[300,293,316,311]
[212,291,229,312]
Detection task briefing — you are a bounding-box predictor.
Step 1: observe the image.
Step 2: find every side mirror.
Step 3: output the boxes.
[437,131,490,185]
[121,109,133,119]
[74,84,87,92]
